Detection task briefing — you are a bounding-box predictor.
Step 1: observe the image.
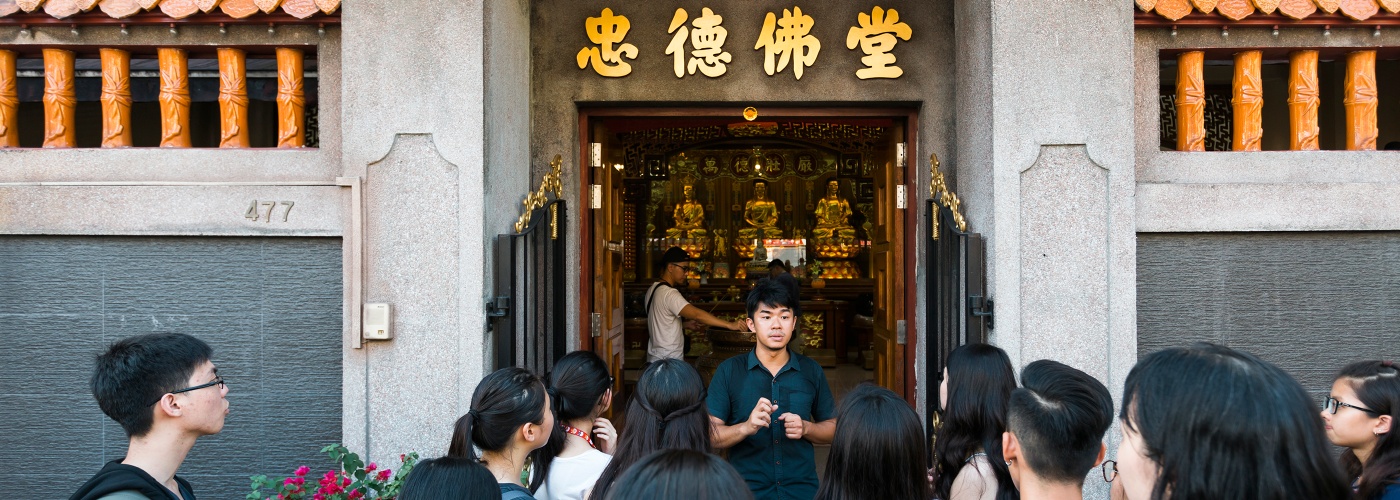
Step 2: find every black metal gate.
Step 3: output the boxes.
[488,157,568,374]
[924,164,992,459]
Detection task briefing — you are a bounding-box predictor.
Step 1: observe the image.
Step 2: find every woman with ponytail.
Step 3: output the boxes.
[531,351,618,500]
[1323,360,1399,500]
[589,358,711,500]
[448,367,553,500]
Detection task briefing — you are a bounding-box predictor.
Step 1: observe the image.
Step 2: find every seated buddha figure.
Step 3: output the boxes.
[666,184,708,239]
[812,180,856,240]
[738,181,784,241]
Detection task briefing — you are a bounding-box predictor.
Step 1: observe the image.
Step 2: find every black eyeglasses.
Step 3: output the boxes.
[149,375,225,406]
[1323,396,1378,415]
[671,263,692,271]
[1101,460,1118,483]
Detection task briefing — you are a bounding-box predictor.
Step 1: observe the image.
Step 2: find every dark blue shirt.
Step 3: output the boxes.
[707,349,835,500]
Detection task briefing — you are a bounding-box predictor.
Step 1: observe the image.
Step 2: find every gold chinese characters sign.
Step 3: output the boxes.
[578,5,913,80]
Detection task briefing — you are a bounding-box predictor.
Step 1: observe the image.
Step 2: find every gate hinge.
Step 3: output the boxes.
[485,295,510,318]
[590,312,603,338]
[590,143,603,167]
[969,294,995,329]
[896,319,907,345]
[591,184,603,209]
[896,185,907,209]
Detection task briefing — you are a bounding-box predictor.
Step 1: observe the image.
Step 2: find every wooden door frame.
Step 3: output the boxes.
[576,104,922,403]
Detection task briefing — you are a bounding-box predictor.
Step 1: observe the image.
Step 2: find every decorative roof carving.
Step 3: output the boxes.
[1139,0,1400,21]
[0,0,333,19]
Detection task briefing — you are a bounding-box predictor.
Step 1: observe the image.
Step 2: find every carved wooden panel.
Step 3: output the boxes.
[158,48,191,148]
[1344,50,1378,151]
[220,0,257,17]
[159,0,198,18]
[42,0,78,17]
[1232,51,1262,151]
[1219,0,1256,19]
[100,48,132,148]
[1253,0,1281,13]
[1192,0,1219,12]
[1156,0,1194,19]
[1340,0,1380,18]
[276,47,305,148]
[218,48,250,148]
[99,0,143,18]
[1288,50,1320,151]
[253,0,280,13]
[195,0,217,12]
[16,0,44,13]
[1279,0,1318,18]
[0,50,17,148]
[1176,51,1206,152]
[42,48,75,148]
[281,0,315,18]
[314,0,335,13]
[1315,0,1341,12]
[1380,0,1400,12]
[0,0,19,16]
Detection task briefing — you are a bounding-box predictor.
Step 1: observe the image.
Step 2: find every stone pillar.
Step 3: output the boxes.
[956,1,1135,498]
[340,0,492,463]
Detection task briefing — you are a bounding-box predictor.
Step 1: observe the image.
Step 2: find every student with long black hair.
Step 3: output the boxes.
[1322,360,1399,500]
[531,351,617,500]
[933,343,1018,500]
[1114,343,1349,500]
[398,456,498,500]
[589,358,711,500]
[814,383,930,500]
[448,367,553,500]
[604,449,754,500]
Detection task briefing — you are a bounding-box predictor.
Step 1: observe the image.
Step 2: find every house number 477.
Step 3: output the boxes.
[245,200,295,222]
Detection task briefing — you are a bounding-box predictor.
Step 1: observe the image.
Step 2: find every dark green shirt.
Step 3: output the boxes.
[707,349,835,500]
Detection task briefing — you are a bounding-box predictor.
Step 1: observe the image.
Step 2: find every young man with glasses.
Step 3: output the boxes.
[645,246,747,364]
[1001,360,1114,500]
[71,333,229,500]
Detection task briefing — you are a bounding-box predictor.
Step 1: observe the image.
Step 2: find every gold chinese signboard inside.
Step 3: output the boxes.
[577,5,913,80]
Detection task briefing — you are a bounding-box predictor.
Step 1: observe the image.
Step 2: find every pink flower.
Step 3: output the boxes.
[377,469,392,481]
[283,478,297,487]
[312,494,325,500]
[399,454,407,462]
[348,490,364,500]
[341,476,352,487]
[294,466,311,477]
[364,462,377,473]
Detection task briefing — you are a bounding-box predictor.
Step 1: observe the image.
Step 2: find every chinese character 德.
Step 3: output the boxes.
[665,7,732,78]
[577,8,638,77]
[846,6,912,79]
[754,6,821,80]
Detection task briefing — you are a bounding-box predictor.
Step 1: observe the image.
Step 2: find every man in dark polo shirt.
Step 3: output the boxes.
[708,278,836,500]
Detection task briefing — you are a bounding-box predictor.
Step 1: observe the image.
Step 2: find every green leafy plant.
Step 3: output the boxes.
[807,259,824,279]
[247,444,420,500]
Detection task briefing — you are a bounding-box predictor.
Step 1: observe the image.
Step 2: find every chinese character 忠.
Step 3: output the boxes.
[577,8,638,77]
[846,6,912,79]
[754,6,821,80]
[666,7,732,78]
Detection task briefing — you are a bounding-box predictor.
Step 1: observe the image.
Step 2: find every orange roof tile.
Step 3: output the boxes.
[0,0,334,19]
[1139,0,1400,21]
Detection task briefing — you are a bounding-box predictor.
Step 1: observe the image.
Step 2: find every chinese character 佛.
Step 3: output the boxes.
[665,7,732,78]
[754,6,821,80]
[846,6,912,79]
[577,8,638,77]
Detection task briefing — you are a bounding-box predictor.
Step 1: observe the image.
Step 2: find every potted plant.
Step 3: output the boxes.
[247,444,420,500]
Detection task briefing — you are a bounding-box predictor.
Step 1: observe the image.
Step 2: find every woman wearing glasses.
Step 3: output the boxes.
[1321,360,1399,500]
[1113,343,1349,500]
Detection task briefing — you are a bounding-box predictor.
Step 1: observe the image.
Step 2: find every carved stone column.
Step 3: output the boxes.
[1175,51,1205,152]
[1344,50,1378,151]
[276,47,306,148]
[218,48,250,148]
[0,50,17,147]
[1231,50,1262,151]
[1287,50,1320,151]
[42,48,77,148]
[159,48,192,148]
[100,48,133,148]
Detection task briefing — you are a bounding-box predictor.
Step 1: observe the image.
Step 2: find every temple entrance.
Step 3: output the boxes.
[578,106,919,404]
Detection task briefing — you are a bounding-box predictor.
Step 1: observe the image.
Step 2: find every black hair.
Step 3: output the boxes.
[934,343,1017,500]
[1384,141,1400,151]
[1006,360,1113,484]
[1121,343,1349,500]
[1334,360,1400,500]
[604,449,753,500]
[815,383,930,500]
[530,351,613,492]
[398,456,497,500]
[448,367,548,461]
[745,277,796,318]
[768,259,788,271]
[590,359,711,500]
[90,333,214,437]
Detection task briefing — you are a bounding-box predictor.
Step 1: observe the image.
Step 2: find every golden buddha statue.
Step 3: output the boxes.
[812,180,856,240]
[738,181,783,241]
[667,184,708,239]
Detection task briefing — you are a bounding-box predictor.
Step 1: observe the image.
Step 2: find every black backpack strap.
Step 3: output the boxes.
[645,281,672,315]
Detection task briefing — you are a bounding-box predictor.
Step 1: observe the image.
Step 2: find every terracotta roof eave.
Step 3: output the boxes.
[0,9,338,25]
[1136,10,1400,25]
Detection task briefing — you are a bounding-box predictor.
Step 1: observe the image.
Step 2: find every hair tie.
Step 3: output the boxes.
[467,409,480,420]
[662,399,705,423]
[1383,360,1394,368]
